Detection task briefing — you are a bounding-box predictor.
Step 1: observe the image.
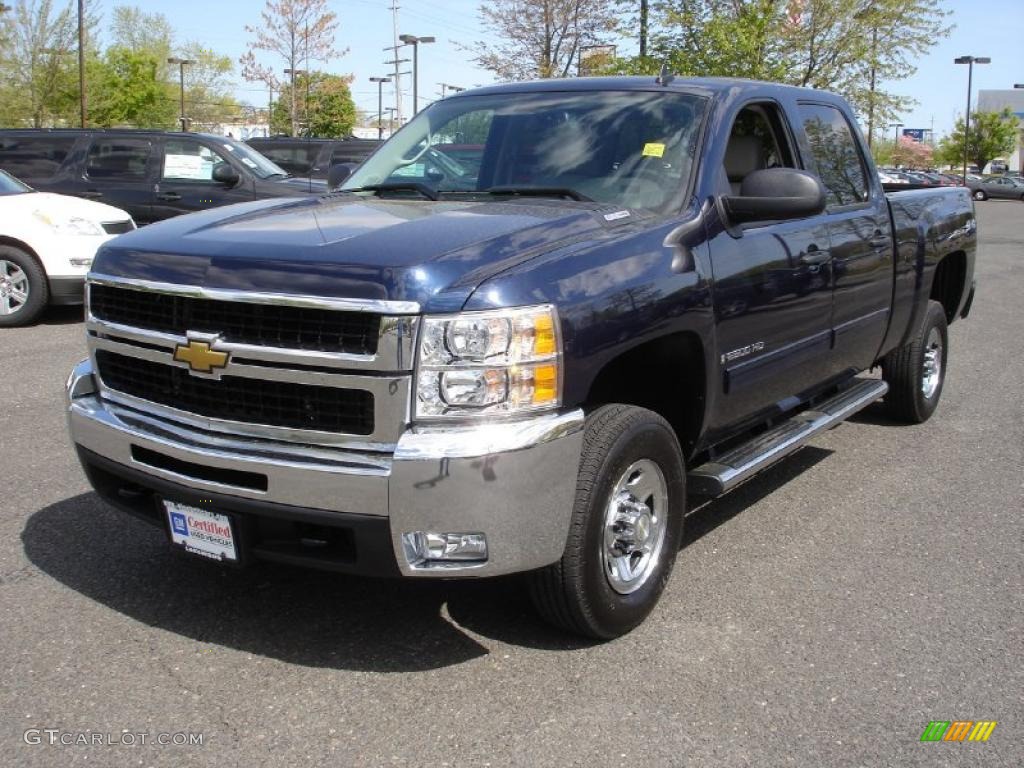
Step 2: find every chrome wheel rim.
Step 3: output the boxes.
[0,260,29,316]
[601,459,668,595]
[921,327,943,399]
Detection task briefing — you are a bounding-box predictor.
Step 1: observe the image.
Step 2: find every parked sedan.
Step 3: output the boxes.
[0,170,134,326]
[968,175,1024,201]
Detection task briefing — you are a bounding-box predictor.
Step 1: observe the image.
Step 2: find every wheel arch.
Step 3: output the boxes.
[930,250,967,325]
[0,235,42,263]
[584,331,708,460]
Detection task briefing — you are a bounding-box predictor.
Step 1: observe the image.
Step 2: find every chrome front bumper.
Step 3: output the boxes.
[66,359,584,577]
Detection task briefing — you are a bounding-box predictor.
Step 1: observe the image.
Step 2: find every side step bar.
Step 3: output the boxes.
[688,378,889,496]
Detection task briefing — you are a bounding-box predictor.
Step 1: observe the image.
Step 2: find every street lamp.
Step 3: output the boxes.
[369,76,391,139]
[167,57,195,131]
[398,34,435,115]
[954,56,991,183]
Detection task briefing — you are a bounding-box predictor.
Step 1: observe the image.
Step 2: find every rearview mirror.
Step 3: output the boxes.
[328,162,357,190]
[212,162,240,186]
[723,168,827,224]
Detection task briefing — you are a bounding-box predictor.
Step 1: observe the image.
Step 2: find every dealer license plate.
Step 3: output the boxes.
[164,501,238,563]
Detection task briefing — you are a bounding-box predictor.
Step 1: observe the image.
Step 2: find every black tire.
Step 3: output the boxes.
[972,189,987,201]
[881,300,948,423]
[528,405,686,639]
[0,245,48,327]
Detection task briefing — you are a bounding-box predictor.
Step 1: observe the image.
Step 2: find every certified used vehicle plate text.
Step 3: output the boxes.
[165,501,237,562]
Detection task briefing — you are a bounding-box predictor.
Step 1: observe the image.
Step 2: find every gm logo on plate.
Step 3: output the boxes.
[171,512,189,536]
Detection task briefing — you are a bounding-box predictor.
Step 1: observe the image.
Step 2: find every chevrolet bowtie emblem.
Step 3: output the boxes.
[173,339,229,373]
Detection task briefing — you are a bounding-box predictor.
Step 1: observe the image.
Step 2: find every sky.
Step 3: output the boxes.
[107,0,1023,136]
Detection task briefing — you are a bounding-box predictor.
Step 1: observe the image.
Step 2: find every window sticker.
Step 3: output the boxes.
[164,153,212,180]
[642,142,666,158]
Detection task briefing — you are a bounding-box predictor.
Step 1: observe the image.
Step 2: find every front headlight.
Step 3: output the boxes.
[33,210,105,236]
[415,304,561,419]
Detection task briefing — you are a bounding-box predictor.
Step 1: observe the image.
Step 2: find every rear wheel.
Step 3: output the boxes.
[528,405,686,639]
[972,189,987,201]
[0,246,48,327]
[881,300,948,423]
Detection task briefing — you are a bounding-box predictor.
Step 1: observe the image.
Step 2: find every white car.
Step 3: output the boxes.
[0,170,134,326]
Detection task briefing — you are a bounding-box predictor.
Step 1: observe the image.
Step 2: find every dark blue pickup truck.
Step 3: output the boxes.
[66,77,976,638]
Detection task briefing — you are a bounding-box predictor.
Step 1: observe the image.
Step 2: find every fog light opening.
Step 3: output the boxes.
[402,532,488,567]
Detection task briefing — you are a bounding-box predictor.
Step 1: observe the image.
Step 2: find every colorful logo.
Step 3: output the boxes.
[920,721,997,742]
[170,512,189,537]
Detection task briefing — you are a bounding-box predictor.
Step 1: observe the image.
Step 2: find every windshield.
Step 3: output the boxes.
[216,137,290,179]
[344,90,707,211]
[0,169,32,196]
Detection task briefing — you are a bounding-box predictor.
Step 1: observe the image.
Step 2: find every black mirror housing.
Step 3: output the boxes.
[723,168,827,224]
[212,162,240,186]
[328,163,357,190]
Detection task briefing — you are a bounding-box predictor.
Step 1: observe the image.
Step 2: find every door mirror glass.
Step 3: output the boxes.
[212,162,240,186]
[723,168,827,224]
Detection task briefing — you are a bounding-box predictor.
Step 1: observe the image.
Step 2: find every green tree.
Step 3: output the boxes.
[936,109,1020,172]
[240,0,344,136]
[271,71,355,137]
[90,46,176,127]
[472,0,619,80]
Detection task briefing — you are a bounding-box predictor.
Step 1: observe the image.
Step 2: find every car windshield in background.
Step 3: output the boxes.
[217,138,290,179]
[0,169,31,195]
[343,90,708,211]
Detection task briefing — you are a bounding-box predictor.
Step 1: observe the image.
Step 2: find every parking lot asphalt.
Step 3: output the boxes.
[2,202,1021,768]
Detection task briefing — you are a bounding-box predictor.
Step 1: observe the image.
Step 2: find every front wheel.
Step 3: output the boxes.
[528,405,686,639]
[881,300,948,423]
[972,189,987,201]
[0,246,48,327]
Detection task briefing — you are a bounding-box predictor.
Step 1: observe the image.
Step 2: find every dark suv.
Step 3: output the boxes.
[0,129,326,224]
[245,136,381,179]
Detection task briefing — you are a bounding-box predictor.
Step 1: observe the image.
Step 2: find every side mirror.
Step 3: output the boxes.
[212,162,240,186]
[328,162,357,190]
[723,168,827,224]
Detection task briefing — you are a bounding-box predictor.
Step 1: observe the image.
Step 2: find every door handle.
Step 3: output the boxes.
[870,229,890,250]
[799,249,831,266]
[157,192,182,202]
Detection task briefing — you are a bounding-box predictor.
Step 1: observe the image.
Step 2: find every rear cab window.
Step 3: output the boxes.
[797,103,871,208]
[0,135,78,180]
[86,138,152,180]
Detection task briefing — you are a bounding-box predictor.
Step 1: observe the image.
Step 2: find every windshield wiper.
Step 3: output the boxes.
[349,182,439,201]
[484,185,593,202]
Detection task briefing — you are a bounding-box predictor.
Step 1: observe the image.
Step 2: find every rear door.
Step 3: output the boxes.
[153,137,254,220]
[76,136,155,222]
[797,102,894,376]
[0,133,80,190]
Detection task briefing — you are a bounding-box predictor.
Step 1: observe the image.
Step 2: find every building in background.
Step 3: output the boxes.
[978,89,1024,173]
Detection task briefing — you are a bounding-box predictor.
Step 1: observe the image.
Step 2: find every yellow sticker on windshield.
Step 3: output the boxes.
[642,142,665,158]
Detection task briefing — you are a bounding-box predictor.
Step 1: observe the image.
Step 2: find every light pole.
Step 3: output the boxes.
[167,57,195,131]
[954,56,991,183]
[370,76,391,139]
[438,83,464,99]
[398,34,435,115]
[889,122,903,165]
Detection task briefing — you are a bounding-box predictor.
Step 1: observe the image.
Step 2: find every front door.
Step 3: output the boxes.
[710,102,835,430]
[153,137,253,220]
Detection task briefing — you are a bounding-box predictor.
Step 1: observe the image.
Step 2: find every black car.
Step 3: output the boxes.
[0,129,326,224]
[244,136,381,179]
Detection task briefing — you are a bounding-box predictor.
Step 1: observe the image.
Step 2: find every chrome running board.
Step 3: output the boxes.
[688,378,889,496]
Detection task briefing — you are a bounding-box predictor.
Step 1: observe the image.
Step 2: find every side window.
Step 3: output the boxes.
[257,144,318,176]
[86,138,151,180]
[722,103,797,195]
[162,138,229,182]
[0,136,77,180]
[798,104,870,207]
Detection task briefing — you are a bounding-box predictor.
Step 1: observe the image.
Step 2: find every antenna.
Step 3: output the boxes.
[656,60,674,86]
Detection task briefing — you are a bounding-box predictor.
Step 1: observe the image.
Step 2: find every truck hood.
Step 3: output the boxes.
[91,194,626,312]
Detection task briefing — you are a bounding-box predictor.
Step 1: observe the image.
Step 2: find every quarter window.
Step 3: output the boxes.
[0,136,77,180]
[799,104,870,207]
[86,139,151,180]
